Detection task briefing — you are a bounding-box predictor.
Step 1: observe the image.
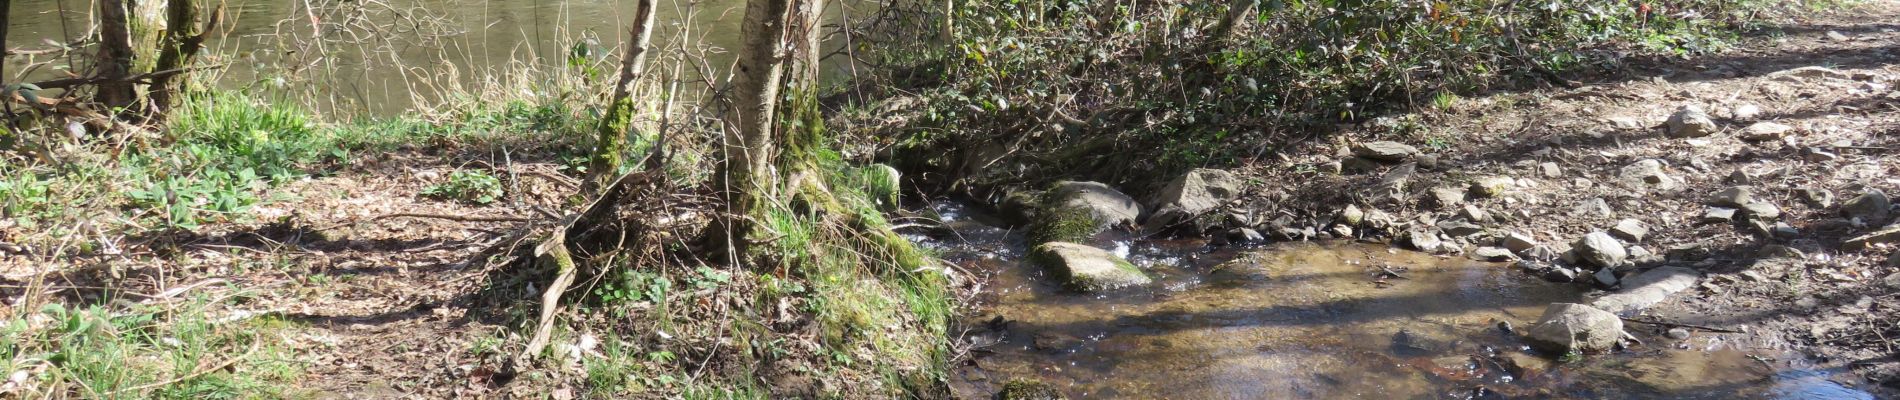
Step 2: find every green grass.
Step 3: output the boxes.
[0,295,303,399]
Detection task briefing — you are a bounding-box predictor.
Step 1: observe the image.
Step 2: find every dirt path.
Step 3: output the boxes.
[1230,2,1900,392]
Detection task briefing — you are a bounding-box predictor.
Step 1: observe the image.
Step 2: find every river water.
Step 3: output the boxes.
[917,201,1875,399]
[5,0,750,116]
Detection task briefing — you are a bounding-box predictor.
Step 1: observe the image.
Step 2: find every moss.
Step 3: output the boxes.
[1027,203,1102,246]
[997,379,1064,400]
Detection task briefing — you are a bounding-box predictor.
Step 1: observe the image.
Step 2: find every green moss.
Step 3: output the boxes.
[1027,204,1102,246]
[998,378,1064,400]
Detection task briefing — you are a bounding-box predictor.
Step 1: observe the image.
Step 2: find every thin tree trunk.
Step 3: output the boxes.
[1201,0,1259,54]
[714,0,798,261]
[96,0,139,113]
[585,0,659,191]
[150,0,211,116]
[2,0,11,117]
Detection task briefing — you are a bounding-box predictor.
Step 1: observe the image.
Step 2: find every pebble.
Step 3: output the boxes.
[1666,328,1691,340]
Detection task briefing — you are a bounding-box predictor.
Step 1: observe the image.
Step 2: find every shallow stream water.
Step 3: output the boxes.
[916,202,1875,399]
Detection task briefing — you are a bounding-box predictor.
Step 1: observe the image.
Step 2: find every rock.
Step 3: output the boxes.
[1035,181,1142,241]
[1542,262,1579,282]
[1842,190,1892,225]
[1757,244,1805,259]
[1889,253,1900,269]
[1523,245,1563,262]
[1804,147,1839,162]
[1666,105,1717,138]
[1371,163,1417,203]
[1702,207,1737,224]
[1363,209,1397,231]
[1573,197,1615,218]
[1740,122,1793,141]
[1731,104,1763,121]
[1885,270,1900,287]
[1340,205,1366,226]
[1353,141,1420,162]
[1628,245,1660,264]
[1800,188,1835,209]
[1610,219,1649,242]
[1437,220,1485,237]
[1428,187,1467,209]
[1470,176,1515,198]
[1406,229,1446,253]
[1328,224,1354,238]
[998,379,1065,400]
[1030,242,1152,292]
[1740,201,1782,221]
[1666,328,1691,340]
[1227,228,1265,244]
[1608,117,1647,130]
[998,190,1044,227]
[1618,159,1680,192]
[1539,162,1563,178]
[1725,170,1752,185]
[1147,169,1244,229]
[1473,247,1516,261]
[1524,303,1627,354]
[1499,352,1552,378]
[1572,232,1628,269]
[1707,186,1758,208]
[1770,66,1851,80]
[1341,157,1384,174]
[1502,232,1540,253]
[1772,222,1800,239]
[1391,329,1446,355]
[1589,267,1701,315]
[1826,30,1851,41]
[1844,224,1900,251]
[1416,154,1441,170]
[1460,204,1492,223]
[1593,268,1621,288]
[1321,161,1344,175]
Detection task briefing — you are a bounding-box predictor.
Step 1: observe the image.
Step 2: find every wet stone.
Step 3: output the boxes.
[1591,267,1701,316]
[1525,303,1627,354]
[1031,242,1152,292]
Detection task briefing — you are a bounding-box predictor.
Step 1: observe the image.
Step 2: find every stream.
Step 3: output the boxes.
[915,201,1875,399]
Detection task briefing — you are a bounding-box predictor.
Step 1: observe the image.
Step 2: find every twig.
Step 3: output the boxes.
[105,338,261,396]
[1619,317,1742,333]
[373,212,532,223]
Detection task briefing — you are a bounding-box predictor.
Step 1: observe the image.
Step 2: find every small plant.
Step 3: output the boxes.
[423,170,504,205]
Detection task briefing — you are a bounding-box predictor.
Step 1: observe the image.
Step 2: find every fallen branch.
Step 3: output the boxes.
[373,212,533,223]
[1619,317,1742,333]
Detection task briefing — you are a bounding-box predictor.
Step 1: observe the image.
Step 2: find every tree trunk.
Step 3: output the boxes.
[96,0,139,113]
[149,0,211,116]
[2,0,11,117]
[1201,0,1259,54]
[714,0,799,260]
[585,0,659,191]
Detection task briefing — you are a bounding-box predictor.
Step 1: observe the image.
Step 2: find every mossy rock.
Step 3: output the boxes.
[1027,205,1103,245]
[1029,242,1151,292]
[997,378,1065,400]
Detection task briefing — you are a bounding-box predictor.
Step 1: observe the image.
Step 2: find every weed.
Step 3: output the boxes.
[423,169,505,205]
[0,295,303,398]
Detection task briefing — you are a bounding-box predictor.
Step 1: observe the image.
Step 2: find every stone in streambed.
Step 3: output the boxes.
[1524,303,1626,354]
[1572,232,1628,269]
[1147,168,1244,230]
[1589,267,1701,316]
[1028,182,1140,244]
[997,379,1065,400]
[1030,242,1151,292]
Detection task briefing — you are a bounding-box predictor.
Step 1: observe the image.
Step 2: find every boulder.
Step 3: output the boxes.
[1524,303,1626,354]
[1842,190,1892,225]
[1050,181,1141,227]
[1147,169,1245,229]
[1589,267,1701,315]
[1030,242,1152,292]
[1572,232,1628,269]
[1610,219,1649,242]
[1352,141,1420,162]
[1740,122,1794,141]
[1618,159,1680,192]
[1502,232,1540,253]
[1666,105,1717,138]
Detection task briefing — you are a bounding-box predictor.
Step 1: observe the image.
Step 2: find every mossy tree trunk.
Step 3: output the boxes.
[96,0,138,114]
[149,0,213,116]
[585,0,658,191]
[713,0,807,262]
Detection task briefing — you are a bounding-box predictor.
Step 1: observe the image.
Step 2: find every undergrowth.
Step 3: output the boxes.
[0,294,303,398]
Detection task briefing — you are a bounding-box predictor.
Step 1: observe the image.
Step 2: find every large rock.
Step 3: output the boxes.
[1842,190,1892,225]
[1524,303,1626,354]
[1589,267,1701,315]
[1030,242,1151,292]
[1030,182,1140,243]
[1666,105,1717,138]
[1572,232,1628,269]
[1618,159,1680,192]
[1352,141,1420,162]
[1147,169,1244,229]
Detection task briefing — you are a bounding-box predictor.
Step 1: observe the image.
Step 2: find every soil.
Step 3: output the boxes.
[1216,3,1900,393]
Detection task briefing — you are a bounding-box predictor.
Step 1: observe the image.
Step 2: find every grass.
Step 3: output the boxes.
[423,169,505,205]
[0,294,304,398]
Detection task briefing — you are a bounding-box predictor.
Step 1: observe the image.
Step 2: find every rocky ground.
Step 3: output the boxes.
[1108,3,1900,391]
